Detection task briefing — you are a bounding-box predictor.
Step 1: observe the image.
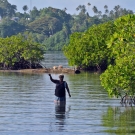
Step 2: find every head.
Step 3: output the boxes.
[59,74,64,81]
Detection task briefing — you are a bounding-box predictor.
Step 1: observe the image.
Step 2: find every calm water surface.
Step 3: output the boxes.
[42,51,70,68]
[0,51,135,135]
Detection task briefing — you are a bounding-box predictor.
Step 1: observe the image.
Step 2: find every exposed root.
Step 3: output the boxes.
[120,94,135,106]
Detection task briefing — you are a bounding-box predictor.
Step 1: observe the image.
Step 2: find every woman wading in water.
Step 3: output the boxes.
[48,74,71,103]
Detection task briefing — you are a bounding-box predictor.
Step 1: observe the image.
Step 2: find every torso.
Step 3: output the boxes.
[55,81,66,97]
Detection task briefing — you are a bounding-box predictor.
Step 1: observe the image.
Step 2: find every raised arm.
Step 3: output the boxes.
[48,74,59,83]
[65,82,71,97]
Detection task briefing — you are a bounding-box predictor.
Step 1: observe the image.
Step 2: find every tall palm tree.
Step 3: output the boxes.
[11,5,17,11]
[114,5,121,18]
[105,9,109,14]
[87,3,91,6]
[104,5,109,15]
[109,10,114,19]
[63,7,67,12]
[114,5,120,12]
[87,2,91,16]
[76,7,79,11]
[81,5,86,9]
[33,6,38,11]
[9,4,17,17]
[23,5,29,13]
[86,12,90,18]
[78,5,82,9]
[0,1,17,18]
[81,5,86,14]
[98,11,102,18]
[104,5,108,9]
[76,5,82,12]
[92,6,98,14]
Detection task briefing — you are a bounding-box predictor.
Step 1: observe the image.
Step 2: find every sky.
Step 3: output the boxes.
[8,0,135,15]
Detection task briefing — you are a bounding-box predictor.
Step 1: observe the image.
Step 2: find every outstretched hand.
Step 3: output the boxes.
[69,94,71,97]
[48,74,51,76]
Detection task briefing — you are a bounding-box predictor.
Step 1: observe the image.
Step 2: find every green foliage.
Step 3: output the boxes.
[0,0,17,18]
[64,14,135,98]
[39,7,72,23]
[100,55,135,97]
[100,14,135,97]
[0,33,46,69]
[63,21,116,68]
[0,19,25,37]
[45,30,69,51]
[22,5,28,12]
[63,32,83,66]
[30,6,39,21]
[28,16,62,36]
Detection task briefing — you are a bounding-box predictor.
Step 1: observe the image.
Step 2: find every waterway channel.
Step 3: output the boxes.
[0,51,135,135]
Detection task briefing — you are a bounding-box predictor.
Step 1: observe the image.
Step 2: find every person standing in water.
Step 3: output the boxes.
[48,74,71,102]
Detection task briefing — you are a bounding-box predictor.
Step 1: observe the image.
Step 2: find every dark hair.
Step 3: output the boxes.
[59,74,64,78]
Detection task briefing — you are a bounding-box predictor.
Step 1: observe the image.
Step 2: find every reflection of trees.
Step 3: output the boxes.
[102,106,135,134]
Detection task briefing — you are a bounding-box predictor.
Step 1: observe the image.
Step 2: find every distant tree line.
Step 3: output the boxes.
[0,0,134,50]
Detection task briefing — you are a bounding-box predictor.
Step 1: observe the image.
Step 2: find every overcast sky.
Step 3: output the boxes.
[8,0,135,15]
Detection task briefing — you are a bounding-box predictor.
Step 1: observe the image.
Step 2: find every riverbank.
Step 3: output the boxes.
[0,67,75,74]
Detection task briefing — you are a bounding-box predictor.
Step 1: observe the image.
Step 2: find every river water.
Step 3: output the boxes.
[0,51,135,135]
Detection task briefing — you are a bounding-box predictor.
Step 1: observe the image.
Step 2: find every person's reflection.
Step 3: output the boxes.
[55,102,71,131]
[55,102,66,119]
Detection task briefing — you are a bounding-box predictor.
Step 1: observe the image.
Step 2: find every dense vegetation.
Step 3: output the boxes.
[0,33,45,69]
[0,0,135,100]
[63,14,135,101]
[63,21,116,71]
[100,15,135,102]
[0,0,134,50]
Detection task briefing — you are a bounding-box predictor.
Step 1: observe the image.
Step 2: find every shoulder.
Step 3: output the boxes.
[64,81,67,84]
[64,81,67,86]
